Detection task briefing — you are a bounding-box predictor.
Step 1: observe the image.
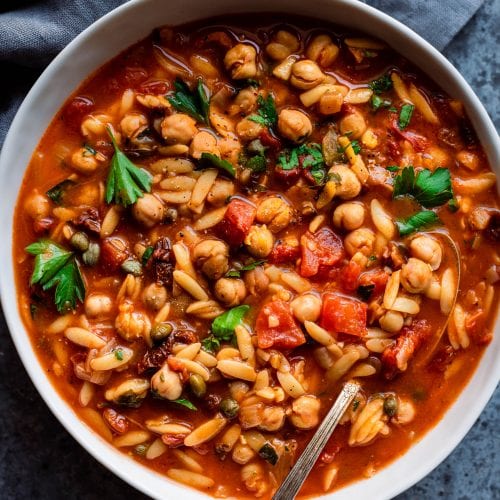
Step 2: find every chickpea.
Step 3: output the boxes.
[231,87,259,115]
[81,114,109,138]
[236,117,264,141]
[24,191,50,220]
[84,293,113,319]
[410,235,443,270]
[224,44,257,79]
[339,111,367,139]
[290,60,325,89]
[306,34,339,67]
[329,164,361,199]
[115,301,151,341]
[379,310,404,333]
[232,443,256,465]
[71,147,103,174]
[160,113,197,144]
[244,225,274,258]
[151,362,183,400]
[266,30,300,60]
[289,395,321,429]
[193,239,229,280]
[277,109,312,143]
[392,398,416,424]
[207,179,235,206]
[290,293,322,323]
[259,406,286,432]
[244,266,269,296]
[401,257,432,293]
[214,278,246,307]
[132,193,165,228]
[142,283,168,311]
[120,112,148,139]
[189,130,220,159]
[333,202,365,231]
[241,463,268,497]
[344,228,376,257]
[256,197,293,233]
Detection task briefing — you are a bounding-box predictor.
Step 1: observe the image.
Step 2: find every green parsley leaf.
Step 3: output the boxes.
[278,143,326,184]
[201,335,220,354]
[26,239,85,313]
[278,148,300,170]
[114,349,124,361]
[105,128,152,207]
[212,305,250,341]
[246,154,267,172]
[398,103,414,130]
[370,94,392,111]
[225,260,266,278]
[386,165,399,172]
[248,94,277,128]
[350,140,361,155]
[369,74,392,94]
[393,166,453,208]
[171,398,197,411]
[448,198,459,213]
[167,79,209,123]
[200,152,236,177]
[141,246,154,266]
[46,179,76,206]
[396,210,441,236]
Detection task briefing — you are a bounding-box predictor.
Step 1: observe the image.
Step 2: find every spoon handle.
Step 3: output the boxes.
[273,381,360,500]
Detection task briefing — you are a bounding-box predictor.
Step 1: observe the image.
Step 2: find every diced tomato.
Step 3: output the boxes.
[320,293,367,337]
[340,260,362,292]
[269,241,301,265]
[465,310,492,345]
[215,198,256,246]
[33,217,55,235]
[429,345,456,373]
[62,96,94,129]
[300,228,344,278]
[382,319,432,379]
[255,300,306,349]
[358,268,390,297]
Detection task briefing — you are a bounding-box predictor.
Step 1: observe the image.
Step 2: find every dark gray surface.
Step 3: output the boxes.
[0,0,498,499]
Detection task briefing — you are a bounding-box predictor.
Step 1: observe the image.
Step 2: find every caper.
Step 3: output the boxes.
[150,322,173,343]
[134,444,148,456]
[121,258,143,276]
[165,207,178,223]
[383,394,398,417]
[219,397,239,418]
[70,231,90,252]
[189,374,207,398]
[82,242,100,266]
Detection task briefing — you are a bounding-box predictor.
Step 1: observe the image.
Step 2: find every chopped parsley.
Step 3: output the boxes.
[202,305,250,353]
[46,179,76,206]
[278,143,326,185]
[199,152,236,177]
[350,140,361,155]
[167,78,209,123]
[225,260,266,278]
[370,94,392,111]
[141,246,154,266]
[398,103,414,129]
[393,166,454,208]
[448,198,459,213]
[368,73,393,94]
[105,128,152,206]
[25,239,85,313]
[171,398,197,411]
[114,349,124,361]
[396,210,441,236]
[248,94,277,128]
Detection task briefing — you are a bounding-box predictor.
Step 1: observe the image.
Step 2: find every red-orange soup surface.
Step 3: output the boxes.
[14,15,499,498]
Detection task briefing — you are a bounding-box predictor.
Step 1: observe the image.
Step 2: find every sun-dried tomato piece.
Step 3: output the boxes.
[151,236,174,287]
[103,408,129,434]
[62,96,94,130]
[101,237,129,271]
[74,207,101,234]
[33,217,55,235]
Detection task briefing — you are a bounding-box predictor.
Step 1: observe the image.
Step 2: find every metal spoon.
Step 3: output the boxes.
[272,381,360,500]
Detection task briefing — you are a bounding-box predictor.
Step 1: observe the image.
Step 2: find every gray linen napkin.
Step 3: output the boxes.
[0,0,484,144]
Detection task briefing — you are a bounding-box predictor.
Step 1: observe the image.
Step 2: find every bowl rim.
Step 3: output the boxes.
[0,0,498,499]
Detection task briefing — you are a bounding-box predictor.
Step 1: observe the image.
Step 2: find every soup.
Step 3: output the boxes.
[14,15,499,498]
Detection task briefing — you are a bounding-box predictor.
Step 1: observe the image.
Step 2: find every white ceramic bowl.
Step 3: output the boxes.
[0,0,498,498]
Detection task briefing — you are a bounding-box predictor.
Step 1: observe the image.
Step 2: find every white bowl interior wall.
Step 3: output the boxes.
[0,0,498,499]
